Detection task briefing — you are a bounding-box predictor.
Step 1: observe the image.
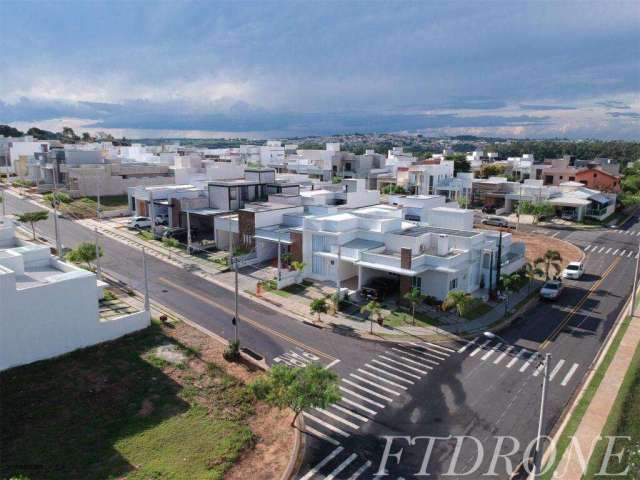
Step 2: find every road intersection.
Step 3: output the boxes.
[3,190,637,479]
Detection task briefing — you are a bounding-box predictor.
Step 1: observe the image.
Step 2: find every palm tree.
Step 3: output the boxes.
[521,262,543,292]
[361,300,383,333]
[403,287,425,325]
[290,260,306,285]
[534,250,563,280]
[442,290,470,317]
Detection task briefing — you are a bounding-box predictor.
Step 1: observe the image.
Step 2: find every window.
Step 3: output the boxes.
[593,173,597,178]
[412,276,422,290]
[229,187,237,200]
[569,176,575,181]
[559,176,563,180]
[449,278,458,290]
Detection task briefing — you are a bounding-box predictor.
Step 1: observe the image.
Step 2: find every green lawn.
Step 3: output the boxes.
[60,195,129,218]
[384,310,439,328]
[0,325,255,480]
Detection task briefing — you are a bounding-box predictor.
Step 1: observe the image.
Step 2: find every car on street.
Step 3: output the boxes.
[128,216,152,229]
[562,261,584,280]
[360,277,399,301]
[539,279,563,300]
[481,215,510,228]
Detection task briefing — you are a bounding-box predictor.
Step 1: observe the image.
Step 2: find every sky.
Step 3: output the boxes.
[0,0,639,139]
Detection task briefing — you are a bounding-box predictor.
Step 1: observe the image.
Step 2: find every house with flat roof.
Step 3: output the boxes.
[297,203,525,300]
[0,219,149,370]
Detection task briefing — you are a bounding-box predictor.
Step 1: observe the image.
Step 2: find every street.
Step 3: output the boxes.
[3,190,638,479]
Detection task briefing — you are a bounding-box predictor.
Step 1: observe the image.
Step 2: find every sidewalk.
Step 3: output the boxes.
[552,310,640,479]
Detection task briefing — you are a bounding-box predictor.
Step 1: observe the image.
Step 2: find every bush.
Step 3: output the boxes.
[223,340,240,362]
[423,295,441,307]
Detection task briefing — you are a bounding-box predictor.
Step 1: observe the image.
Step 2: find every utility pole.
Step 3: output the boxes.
[94,227,101,281]
[186,202,192,254]
[336,244,342,306]
[516,183,522,232]
[277,229,281,283]
[494,230,503,300]
[532,353,552,477]
[51,159,62,255]
[1,185,5,217]
[96,175,102,222]
[234,252,239,343]
[632,240,640,317]
[488,249,494,297]
[142,247,150,311]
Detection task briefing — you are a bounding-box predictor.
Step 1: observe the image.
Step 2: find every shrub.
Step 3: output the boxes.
[223,340,240,362]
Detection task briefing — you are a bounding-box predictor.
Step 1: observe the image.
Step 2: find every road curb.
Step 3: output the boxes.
[281,416,304,480]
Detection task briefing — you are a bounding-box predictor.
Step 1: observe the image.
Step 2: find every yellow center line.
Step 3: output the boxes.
[158,277,336,362]
[540,258,620,350]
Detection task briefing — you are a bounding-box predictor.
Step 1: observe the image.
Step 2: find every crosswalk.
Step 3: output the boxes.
[457,337,580,387]
[583,244,639,258]
[609,229,640,236]
[298,340,454,479]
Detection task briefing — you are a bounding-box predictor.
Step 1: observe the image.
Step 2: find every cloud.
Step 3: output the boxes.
[596,100,632,109]
[606,111,640,119]
[519,104,577,111]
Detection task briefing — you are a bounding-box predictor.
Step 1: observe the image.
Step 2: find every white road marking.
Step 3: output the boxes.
[300,446,344,480]
[628,250,634,257]
[620,249,627,257]
[494,345,514,365]
[314,407,360,429]
[325,453,358,480]
[357,368,408,390]
[330,404,369,422]
[481,342,502,361]
[339,386,385,409]
[458,336,478,353]
[470,339,492,357]
[605,247,612,254]
[378,355,430,374]
[391,347,440,365]
[508,351,528,370]
[613,249,620,256]
[532,362,545,377]
[349,374,401,396]
[636,252,639,259]
[326,358,341,369]
[403,345,447,361]
[340,397,378,415]
[363,364,415,384]
[549,359,566,381]
[303,412,350,437]
[304,426,340,447]
[342,379,394,401]
[519,352,537,372]
[598,246,605,253]
[416,341,455,354]
[584,245,592,252]
[348,460,372,480]
[561,363,580,386]
[552,232,559,238]
[371,359,421,379]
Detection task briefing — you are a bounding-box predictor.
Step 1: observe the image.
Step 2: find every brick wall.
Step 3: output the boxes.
[238,210,255,249]
[400,248,412,294]
[290,231,303,263]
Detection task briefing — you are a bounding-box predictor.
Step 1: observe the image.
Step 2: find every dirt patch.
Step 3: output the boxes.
[510,231,583,269]
[225,405,295,480]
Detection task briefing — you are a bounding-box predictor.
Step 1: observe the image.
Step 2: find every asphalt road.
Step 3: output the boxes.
[4,189,637,479]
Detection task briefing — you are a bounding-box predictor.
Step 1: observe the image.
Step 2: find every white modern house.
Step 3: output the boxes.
[0,219,149,371]
[299,203,526,300]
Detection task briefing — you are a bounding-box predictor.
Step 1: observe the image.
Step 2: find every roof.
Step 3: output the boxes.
[393,225,479,238]
[342,238,385,250]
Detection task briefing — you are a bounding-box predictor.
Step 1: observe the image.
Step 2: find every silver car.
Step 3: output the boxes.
[539,280,563,300]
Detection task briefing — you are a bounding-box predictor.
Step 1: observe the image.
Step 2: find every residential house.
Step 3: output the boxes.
[0,219,149,371]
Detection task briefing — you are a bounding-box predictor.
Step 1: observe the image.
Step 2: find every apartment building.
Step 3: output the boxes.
[0,219,149,370]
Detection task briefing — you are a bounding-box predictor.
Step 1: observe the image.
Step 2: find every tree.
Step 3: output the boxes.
[290,260,306,284]
[441,290,470,317]
[251,363,341,427]
[43,191,71,207]
[535,250,563,280]
[310,298,328,321]
[17,210,49,240]
[361,300,384,332]
[61,126,79,142]
[66,241,103,270]
[81,132,93,142]
[480,164,506,178]
[447,153,471,175]
[403,287,425,325]
[521,262,543,292]
[0,124,23,137]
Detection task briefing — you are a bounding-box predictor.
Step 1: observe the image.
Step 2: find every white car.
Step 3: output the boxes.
[562,261,584,280]
[129,216,153,229]
[539,280,564,300]
[155,214,169,225]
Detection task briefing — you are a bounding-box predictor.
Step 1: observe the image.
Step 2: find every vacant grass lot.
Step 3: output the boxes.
[61,195,129,219]
[0,324,257,480]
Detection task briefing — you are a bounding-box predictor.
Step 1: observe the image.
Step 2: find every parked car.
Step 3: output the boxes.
[482,205,496,214]
[361,277,400,301]
[481,215,510,228]
[161,226,199,242]
[539,279,563,300]
[562,261,584,280]
[128,216,152,229]
[155,213,169,225]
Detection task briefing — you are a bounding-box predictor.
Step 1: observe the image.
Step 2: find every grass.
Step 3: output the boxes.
[540,316,634,479]
[137,230,155,241]
[582,329,640,478]
[384,309,440,328]
[0,325,255,480]
[59,195,129,219]
[460,298,492,319]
